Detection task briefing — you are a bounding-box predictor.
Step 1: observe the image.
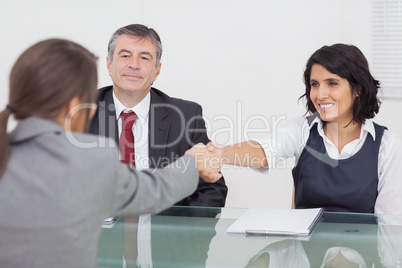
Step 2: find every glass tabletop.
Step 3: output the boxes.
[97,206,402,267]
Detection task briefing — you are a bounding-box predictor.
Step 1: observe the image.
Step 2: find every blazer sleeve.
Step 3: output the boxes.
[110,154,199,216]
[181,104,228,207]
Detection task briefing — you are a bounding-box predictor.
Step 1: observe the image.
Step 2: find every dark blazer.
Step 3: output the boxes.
[89,86,227,207]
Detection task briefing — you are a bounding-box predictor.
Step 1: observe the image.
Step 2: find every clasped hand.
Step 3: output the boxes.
[185,142,223,183]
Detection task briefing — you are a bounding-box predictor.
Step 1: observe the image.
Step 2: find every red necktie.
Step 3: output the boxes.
[119,111,137,168]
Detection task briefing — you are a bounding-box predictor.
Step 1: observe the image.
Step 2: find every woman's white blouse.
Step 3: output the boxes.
[254,116,402,215]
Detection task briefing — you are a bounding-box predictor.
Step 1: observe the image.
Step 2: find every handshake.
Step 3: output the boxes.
[185,142,225,183]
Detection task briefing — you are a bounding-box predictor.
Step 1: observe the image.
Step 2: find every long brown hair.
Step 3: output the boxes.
[0,38,98,178]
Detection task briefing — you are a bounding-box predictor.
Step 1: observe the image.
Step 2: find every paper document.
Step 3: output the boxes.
[227,208,324,236]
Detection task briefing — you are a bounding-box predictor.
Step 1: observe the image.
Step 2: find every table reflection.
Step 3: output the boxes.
[97,207,402,268]
[98,206,220,268]
[245,239,309,268]
[377,214,402,267]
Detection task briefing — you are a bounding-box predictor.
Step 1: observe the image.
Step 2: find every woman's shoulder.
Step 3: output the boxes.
[367,119,401,145]
[62,132,120,161]
[382,128,401,148]
[375,123,402,163]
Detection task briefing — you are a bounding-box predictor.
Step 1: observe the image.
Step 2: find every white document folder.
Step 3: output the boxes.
[227,207,324,236]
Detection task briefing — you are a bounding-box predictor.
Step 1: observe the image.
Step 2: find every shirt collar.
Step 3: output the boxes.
[362,119,376,140]
[310,116,376,140]
[112,91,150,124]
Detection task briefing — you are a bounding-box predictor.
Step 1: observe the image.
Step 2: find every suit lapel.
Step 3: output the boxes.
[148,90,171,168]
[98,88,171,167]
[98,89,119,145]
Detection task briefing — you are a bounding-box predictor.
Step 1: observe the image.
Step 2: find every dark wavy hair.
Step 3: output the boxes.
[300,43,381,124]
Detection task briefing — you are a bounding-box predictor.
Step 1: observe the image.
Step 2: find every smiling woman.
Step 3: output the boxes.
[309,64,356,126]
[302,44,381,126]
[215,43,402,215]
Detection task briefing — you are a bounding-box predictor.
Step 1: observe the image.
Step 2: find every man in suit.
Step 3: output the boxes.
[90,24,226,267]
[89,24,227,207]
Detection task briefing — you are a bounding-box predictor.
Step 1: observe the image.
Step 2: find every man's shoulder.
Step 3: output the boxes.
[150,87,202,109]
[96,85,114,103]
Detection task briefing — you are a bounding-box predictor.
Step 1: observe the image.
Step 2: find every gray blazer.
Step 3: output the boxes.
[0,117,198,268]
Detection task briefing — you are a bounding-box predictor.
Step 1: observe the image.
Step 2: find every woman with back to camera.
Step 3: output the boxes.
[218,43,402,214]
[0,38,221,268]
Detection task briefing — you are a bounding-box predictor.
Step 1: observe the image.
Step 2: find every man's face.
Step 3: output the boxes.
[107,34,161,104]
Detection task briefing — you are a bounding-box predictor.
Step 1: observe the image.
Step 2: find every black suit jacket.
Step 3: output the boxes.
[89,86,227,207]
